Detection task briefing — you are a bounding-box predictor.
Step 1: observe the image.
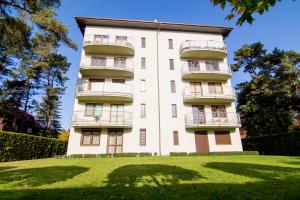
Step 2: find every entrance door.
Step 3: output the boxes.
[194,131,209,153]
[107,129,123,154]
[110,104,124,124]
[192,105,205,124]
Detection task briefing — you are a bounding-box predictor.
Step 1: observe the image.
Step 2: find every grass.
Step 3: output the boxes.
[0,155,300,199]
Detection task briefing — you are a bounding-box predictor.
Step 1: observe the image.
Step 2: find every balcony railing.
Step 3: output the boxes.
[180,40,227,53]
[72,110,132,128]
[183,85,235,102]
[84,34,135,48]
[81,56,134,71]
[76,81,133,101]
[185,112,240,128]
[179,40,227,59]
[181,61,231,80]
[80,56,134,77]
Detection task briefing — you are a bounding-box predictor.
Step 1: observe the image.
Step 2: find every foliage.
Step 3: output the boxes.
[58,129,69,141]
[0,156,300,199]
[210,0,283,25]
[0,0,76,135]
[188,151,259,156]
[170,152,188,156]
[0,131,67,162]
[242,132,300,155]
[232,42,300,136]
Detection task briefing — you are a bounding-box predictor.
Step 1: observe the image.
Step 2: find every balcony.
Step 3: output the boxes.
[72,110,132,128]
[80,56,134,78]
[185,112,240,129]
[180,40,227,60]
[183,86,235,103]
[76,81,133,102]
[83,34,135,55]
[181,62,231,81]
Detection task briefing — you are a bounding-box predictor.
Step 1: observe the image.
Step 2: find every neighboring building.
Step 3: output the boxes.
[67,17,243,155]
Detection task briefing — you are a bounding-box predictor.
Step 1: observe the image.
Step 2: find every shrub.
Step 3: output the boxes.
[242,132,300,156]
[138,152,152,157]
[0,131,67,162]
[188,151,259,156]
[170,152,188,156]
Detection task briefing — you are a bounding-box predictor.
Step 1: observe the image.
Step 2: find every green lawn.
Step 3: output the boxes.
[0,155,300,199]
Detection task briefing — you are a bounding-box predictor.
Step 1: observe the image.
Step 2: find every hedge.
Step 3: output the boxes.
[0,131,68,162]
[170,152,188,156]
[67,152,153,158]
[188,151,259,156]
[242,132,300,156]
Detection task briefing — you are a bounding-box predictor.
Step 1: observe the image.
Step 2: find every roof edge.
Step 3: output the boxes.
[75,16,233,38]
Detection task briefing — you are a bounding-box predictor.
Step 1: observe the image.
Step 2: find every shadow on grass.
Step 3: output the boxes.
[0,166,89,187]
[0,163,300,199]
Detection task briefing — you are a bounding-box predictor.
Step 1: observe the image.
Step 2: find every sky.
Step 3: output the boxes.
[57,0,300,129]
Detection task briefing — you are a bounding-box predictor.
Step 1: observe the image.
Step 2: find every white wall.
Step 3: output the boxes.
[67,25,243,156]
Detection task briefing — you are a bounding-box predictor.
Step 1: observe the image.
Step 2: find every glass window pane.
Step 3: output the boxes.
[85,104,94,116]
[92,131,100,144]
[172,104,177,117]
[117,133,123,145]
[94,104,102,117]
[109,133,115,144]
[116,146,122,153]
[82,131,90,144]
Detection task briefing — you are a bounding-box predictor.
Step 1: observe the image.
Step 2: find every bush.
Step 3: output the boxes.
[242,132,300,156]
[67,152,153,158]
[170,152,188,156]
[188,151,259,156]
[0,131,67,162]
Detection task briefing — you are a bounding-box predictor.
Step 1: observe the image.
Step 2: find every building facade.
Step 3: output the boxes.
[67,17,243,155]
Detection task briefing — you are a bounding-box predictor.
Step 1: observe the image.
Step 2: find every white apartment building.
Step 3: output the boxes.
[67,17,243,156]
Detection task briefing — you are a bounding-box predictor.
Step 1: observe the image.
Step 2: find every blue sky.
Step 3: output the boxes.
[57,0,300,129]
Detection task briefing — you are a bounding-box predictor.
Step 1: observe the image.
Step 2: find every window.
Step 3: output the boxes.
[173,131,179,145]
[114,57,126,68]
[81,129,101,145]
[140,129,146,146]
[172,104,177,117]
[206,62,220,71]
[208,82,223,94]
[188,60,200,71]
[115,36,127,45]
[85,104,103,117]
[94,35,108,43]
[141,57,146,68]
[170,80,176,93]
[169,59,174,70]
[91,56,106,66]
[168,39,173,49]
[141,37,146,48]
[141,79,146,92]
[211,105,227,118]
[112,79,125,84]
[141,104,146,118]
[215,131,231,145]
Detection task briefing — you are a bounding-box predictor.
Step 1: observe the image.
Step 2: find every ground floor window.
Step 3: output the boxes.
[81,129,101,146]
[140,129,146,146]
[107,129,123,154]
[173,131,179,145]
[215,131,231,145]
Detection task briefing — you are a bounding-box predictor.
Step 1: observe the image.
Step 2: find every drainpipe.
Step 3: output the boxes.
[156,22,162,156]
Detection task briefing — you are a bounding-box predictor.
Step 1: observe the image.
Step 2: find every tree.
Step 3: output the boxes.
[58,129,69,141]
[36,53,70,137]
[210,0,287,25]
[232,42,300,136]
[0,0,76,135]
